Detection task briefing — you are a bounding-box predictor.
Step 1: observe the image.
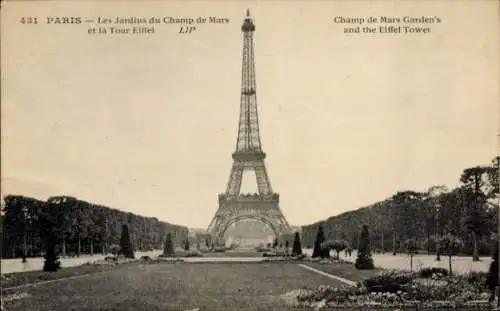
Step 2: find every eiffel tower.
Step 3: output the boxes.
[207,10,292,239]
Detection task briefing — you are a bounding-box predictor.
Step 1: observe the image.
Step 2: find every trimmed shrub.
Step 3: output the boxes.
[363,270,416,293]
[312,226,327,258]
[418,267,449,278]
[355,224,374,270]
[199,246,210,253]
[109,244,120,257]
[256,245,272,252]
[163,233,175,256]
[43,230,61,272]
[119,224,135,259]
[184,249,203,257]
[262,251,276,257]
[213,246,226,252]
[292,253,307,260]
[322,239,348,260]
[292,231,303,256]
[262,250,288,257]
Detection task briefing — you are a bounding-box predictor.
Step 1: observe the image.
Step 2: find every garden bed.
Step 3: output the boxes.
[284,268,493,310]
[157,248,204,258]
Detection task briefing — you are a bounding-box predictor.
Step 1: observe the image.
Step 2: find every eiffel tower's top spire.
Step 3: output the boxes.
[235,9,262,154]
[241,8,255,32]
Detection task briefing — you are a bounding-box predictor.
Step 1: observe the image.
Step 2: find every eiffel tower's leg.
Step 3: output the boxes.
[274,214,292,234]
[226,161,244,195]
[253,161,273,194]
[207,215,219,233]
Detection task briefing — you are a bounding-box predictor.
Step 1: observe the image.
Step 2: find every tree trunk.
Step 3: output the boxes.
[90,240,94,256]
[410,255,413,272]
[62,237,67,258]
[448,255,452,275]
[392,232,397,255]
[77,239,81,257]
[426,229,431,254]
[381,232,385,254]
[22,231,27,263]
[472,231,480,261]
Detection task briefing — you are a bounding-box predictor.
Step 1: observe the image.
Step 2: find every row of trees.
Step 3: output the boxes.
[302,157,499,260]
[310,222,471,274]
[1,195,189,259]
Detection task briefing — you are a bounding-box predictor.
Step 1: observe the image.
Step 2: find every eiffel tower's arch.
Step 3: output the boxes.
[218,215,278,240]
[209,193,292,240]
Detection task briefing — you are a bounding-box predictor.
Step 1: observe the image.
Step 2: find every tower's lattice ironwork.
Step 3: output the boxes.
[207,10,292,239]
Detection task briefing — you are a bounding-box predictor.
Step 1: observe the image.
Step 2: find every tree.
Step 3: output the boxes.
[292,232,302,256]
[321,239,348,260]
[285,240,290,251]
[119,224,134,259]
[184,239,190,251]
[43,229,61,272]
[355,225,374,270]
[109,244,120,257]
[163,233,174,256]
[42,204,61,272]
[312,225,327,258]
[299,157,498,260]
[486,240,499,303]
[3,195,26,258]
[1,194,190,260]
[404,238,418,271]
[426,185,449,260]
[439,234,464,275]
[460,164,498,261]
[391,191,425,248]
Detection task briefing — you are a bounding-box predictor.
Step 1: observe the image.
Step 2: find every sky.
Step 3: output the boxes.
[1,1,499,229]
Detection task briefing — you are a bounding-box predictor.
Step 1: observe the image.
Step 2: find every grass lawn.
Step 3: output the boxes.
[2,262,350,311]
[303,262,383,283]
[1,262,133,289]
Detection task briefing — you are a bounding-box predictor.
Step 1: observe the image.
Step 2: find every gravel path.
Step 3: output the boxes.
[1,250,163,274]
[303,249,492,274]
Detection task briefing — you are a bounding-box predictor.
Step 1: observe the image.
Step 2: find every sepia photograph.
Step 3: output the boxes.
[1,1,499,310]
